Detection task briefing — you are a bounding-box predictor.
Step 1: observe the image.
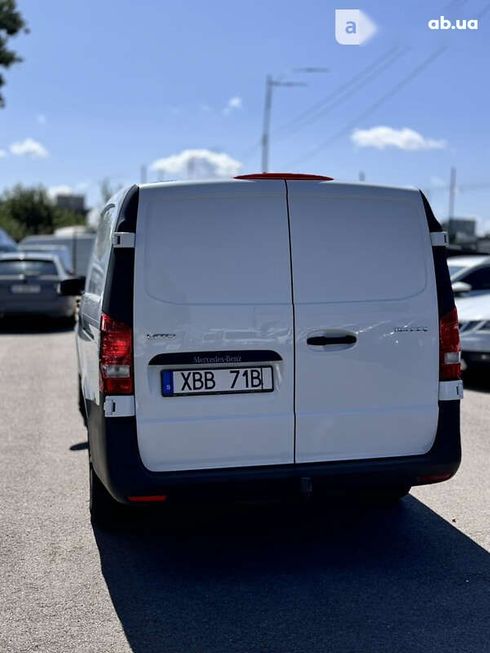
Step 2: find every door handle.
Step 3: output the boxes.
[307,334,357,346]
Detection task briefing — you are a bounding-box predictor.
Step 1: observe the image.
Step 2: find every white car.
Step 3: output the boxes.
[456,294,490,369]
[448,255,490,297]
[60,175,463,527]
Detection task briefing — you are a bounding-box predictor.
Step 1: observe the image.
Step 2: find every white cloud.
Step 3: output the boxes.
[429,176,447,188]
[10,137,49,158]
[0,149,7,158]
[47,184,74,198]
[75,180,91,191]
[223,96,243,115]
[351,126,446,151]
[150,149,242,180]
[36,114,47,125]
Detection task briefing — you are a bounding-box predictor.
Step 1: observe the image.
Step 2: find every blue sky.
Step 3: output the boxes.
[2,0,490,231]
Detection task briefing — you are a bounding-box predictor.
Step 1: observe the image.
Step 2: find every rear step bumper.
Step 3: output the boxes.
[88,400,461,504]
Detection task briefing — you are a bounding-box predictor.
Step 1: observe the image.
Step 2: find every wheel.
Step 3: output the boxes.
[78,380,87,426]
[89,463,126,529]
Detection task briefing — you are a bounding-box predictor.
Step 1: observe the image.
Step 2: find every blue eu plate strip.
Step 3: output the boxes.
[162,370,174,397]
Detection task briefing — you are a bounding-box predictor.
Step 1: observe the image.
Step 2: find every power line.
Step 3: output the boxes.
[427,182,490,191]
[238,48,406,165]
[274,46,407,139]
[288,46,448,167]
[277,48,409,141]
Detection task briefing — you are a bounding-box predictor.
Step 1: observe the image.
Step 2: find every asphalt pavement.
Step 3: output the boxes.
[0,321,489,653]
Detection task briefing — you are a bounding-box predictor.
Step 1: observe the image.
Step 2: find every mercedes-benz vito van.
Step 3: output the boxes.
[61,174,463,526]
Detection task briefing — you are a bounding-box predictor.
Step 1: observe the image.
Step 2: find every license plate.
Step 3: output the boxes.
[10,284,41,294]
[161,366,274,397]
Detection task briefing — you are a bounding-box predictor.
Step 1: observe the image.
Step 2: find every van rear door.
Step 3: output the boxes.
[133,181,294,472]
[287,182,440,463]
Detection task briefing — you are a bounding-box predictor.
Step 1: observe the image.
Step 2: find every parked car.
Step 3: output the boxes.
[60,176,462,527]
[0,252,77,321]
[456,294,490,369]
[448,255,490,297]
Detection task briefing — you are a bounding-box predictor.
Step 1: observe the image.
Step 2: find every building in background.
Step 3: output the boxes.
[55,193,88,218]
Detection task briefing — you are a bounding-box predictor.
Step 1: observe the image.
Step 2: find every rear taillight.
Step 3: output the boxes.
[99,313,133,394]
[439,307,461,381]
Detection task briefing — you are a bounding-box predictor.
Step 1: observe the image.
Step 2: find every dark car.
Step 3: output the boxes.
[0,252,77,321]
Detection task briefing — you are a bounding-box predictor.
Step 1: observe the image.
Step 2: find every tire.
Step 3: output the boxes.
[89,463,127,529]
[78,380,87,427]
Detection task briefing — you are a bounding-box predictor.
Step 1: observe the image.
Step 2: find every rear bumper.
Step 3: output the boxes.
[0,297,74,317]
[88,400,461,504]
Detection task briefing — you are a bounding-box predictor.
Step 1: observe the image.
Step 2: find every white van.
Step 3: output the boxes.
[22,232,95,277]
[61,174,463,526]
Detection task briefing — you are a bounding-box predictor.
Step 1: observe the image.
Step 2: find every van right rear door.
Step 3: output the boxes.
[287,182,440,463]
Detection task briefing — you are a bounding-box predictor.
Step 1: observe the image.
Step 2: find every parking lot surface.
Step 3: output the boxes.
[0,323,489,653]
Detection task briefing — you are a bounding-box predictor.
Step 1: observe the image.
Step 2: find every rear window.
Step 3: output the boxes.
[0,260,58,276]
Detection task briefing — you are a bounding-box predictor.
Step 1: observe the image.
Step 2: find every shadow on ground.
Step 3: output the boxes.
[0,316,74,334]
[463,369,490,394]
[70,441,88,451]
[94,496,490,653]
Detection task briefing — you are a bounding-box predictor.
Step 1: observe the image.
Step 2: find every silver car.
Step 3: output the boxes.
[0,252,77,321]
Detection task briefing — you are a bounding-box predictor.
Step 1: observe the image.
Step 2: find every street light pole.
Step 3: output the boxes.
[448,166,457,218]
[261,75,273,173]
[261,69,328,173]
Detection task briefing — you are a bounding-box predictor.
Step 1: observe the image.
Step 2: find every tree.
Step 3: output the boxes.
[0,0,27,107]
[0,185,85,240]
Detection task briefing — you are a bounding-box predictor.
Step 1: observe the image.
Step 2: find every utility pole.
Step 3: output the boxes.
[448,166,457,218]
[140,165,147,184]
[261,69,327,172]
[359,171,366,182]
[261,75,273,173]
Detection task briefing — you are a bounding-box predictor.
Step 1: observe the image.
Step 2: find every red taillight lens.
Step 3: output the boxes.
[100,313,134,394]
[439,307,461,381]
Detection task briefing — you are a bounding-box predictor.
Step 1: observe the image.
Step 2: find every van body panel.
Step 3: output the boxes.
[133,181,295,472]
[286,182,440,462]
[78,180,461,503]
[77,190,128,407]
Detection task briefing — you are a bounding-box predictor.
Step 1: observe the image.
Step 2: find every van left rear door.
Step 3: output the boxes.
[133,180,295,472]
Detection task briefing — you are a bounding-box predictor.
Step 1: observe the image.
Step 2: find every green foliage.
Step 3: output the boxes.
[0,185,85,241]
[0,0,27,106]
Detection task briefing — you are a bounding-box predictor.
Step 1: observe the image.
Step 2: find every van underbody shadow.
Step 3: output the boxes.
[94,496,490,653]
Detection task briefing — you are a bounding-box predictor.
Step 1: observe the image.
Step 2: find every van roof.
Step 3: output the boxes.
[137,178,421,195]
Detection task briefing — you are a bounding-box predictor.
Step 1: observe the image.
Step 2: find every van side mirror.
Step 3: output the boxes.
[58,276,86,296]
[452,281,472,296]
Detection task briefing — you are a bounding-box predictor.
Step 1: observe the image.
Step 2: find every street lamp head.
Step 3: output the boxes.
[293,67,330,73]
[272,81,308,87]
